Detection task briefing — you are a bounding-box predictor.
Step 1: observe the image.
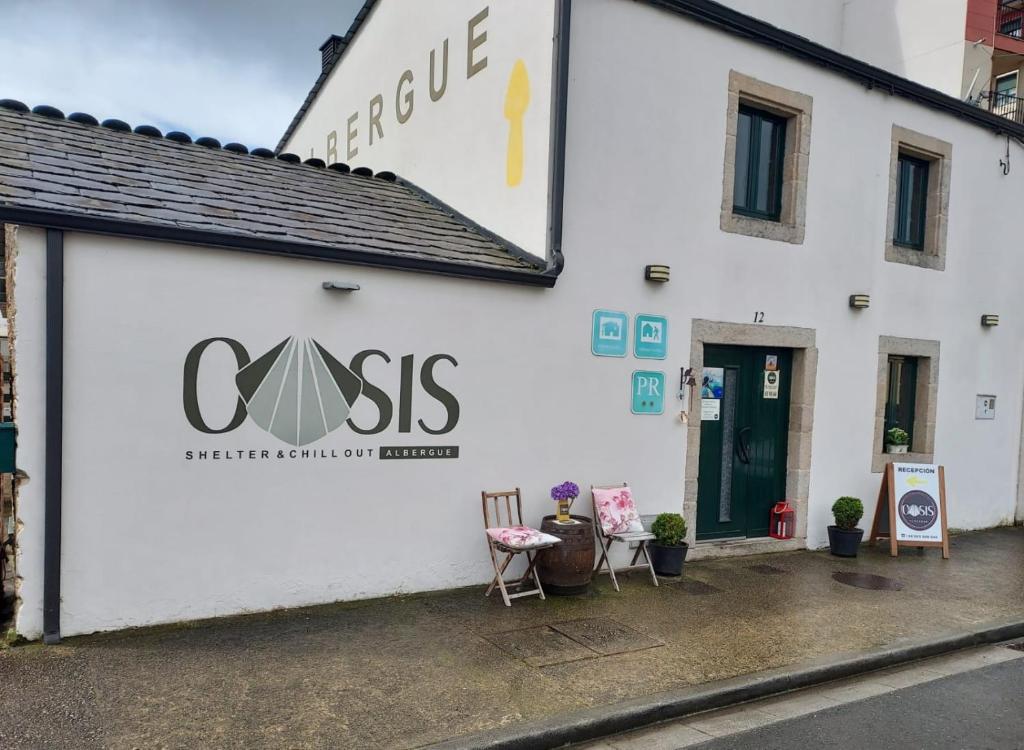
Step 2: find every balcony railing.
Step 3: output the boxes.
[998,0,1024,39]
[978,89,1024,123]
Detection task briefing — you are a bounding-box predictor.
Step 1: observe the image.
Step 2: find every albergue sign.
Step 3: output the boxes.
[182,336,460,461]
[327,7,491,163]
[284,1,557,254]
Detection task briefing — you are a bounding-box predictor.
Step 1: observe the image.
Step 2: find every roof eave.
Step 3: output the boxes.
[0,207,556,288]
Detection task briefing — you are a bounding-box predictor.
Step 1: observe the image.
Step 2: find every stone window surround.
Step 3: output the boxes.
[885,126,952,271]
[684,320,817,552]
[720,71,813,245]
[872,336,940,473]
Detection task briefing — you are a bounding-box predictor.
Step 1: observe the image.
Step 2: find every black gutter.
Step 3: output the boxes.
[0,208,556,289]
[650,0,1024,140]
[545,0,572,275]
[42,228,63,645]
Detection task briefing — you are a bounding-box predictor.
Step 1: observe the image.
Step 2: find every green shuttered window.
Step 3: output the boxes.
[733,106,787,221]
[894,154,929,250]
[884,355,918,449]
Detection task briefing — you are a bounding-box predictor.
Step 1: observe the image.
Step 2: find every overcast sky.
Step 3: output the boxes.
[0,0,363,148]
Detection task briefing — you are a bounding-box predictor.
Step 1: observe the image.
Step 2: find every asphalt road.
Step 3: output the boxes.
[694,657,1024,750]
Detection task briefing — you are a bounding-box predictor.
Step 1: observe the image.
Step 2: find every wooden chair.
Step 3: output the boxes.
[591,483,659,591]
[481,488,560,607]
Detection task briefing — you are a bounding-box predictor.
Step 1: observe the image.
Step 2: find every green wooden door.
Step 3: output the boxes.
[696,346,792,541]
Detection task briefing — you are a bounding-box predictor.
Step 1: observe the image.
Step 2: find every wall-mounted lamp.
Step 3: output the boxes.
[645,264,670,283]
[981,314,999,327]
[849,294,870,310]
[322,281,361,291]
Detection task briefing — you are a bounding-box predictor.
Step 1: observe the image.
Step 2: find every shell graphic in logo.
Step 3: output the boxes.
[235,337,363,446]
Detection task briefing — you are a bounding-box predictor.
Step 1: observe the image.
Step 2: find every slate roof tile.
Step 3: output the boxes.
[0,107,544,277]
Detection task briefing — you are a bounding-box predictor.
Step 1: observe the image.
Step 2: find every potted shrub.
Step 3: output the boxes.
[885,427,910,454]
[649,513,688,576]
[828,497,864,557]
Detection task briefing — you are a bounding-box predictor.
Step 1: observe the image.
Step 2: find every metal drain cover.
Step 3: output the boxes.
[550,618,663,656]
[832,571,904,591]
[748,564,788,575]
[483,625,595,667]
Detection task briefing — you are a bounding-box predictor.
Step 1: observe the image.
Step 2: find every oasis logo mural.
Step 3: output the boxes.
[183,337,459,447]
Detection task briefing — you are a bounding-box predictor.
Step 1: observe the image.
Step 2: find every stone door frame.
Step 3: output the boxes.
[684,320,818,550]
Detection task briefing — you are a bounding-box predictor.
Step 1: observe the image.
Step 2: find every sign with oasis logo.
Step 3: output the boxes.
[182,336,460,460]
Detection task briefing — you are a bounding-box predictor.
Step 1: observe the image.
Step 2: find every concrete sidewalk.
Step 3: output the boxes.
[1,527,1022,749]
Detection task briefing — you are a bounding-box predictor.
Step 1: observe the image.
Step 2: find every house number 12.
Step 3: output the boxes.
[753,312,765,323]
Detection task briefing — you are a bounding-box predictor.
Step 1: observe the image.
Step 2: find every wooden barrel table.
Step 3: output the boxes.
[536,515,595,595]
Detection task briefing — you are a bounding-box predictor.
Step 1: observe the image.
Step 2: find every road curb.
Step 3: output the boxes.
[430,619,1024,750]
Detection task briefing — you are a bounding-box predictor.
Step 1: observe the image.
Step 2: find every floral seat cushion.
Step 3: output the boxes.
[593,486,645,535]
[486,526,561,549]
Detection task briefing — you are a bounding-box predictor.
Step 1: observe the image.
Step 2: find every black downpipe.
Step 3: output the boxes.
[545,0,572,277]
[43,228,63,644]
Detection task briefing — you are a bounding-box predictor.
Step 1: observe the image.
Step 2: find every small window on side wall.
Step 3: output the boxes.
[720,71,812,245]
[893,154,929,250]
[872,336,939,473]
[733,106,787,221]
[884,355,918,449]
[885,126,951,271]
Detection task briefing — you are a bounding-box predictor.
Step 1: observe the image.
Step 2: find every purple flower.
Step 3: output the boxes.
[550,481,580,501]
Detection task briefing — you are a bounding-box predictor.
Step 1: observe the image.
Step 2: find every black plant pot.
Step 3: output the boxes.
[828,526,864,557]
[650,542,689,576]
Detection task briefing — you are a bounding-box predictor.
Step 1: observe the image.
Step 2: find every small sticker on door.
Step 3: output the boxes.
[765,354,778,371]
[701,398,721,421]
[763,370,780,399]
[702,367,724,399]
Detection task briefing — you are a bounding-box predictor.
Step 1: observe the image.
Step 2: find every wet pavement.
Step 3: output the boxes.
[1,527,1022,749]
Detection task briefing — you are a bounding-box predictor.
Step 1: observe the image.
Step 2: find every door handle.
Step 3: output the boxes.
[736,427,752,465]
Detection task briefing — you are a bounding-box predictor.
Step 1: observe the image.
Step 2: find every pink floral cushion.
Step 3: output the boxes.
[486,526,560,549]
[593,486,644,535]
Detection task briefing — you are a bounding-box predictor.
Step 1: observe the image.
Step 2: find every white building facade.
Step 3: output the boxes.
[4,0,1024,640]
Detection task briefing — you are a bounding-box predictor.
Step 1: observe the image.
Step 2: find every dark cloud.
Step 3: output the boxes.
[0,0,363,147]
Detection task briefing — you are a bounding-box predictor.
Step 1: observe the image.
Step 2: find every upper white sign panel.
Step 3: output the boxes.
[284,1,558,256]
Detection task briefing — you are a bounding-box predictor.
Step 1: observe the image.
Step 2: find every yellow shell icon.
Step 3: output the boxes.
[504,59,530,187]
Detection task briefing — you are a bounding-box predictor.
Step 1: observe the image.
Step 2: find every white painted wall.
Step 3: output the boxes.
[566,0,1023,542]
[12,0,1024,640]
[1018,392,1024,524]
[13,230,692,639]
[283,0,557,257]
